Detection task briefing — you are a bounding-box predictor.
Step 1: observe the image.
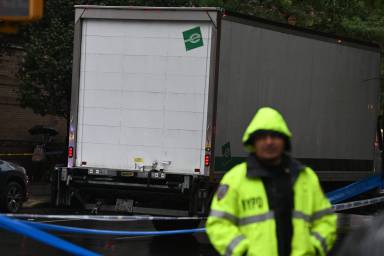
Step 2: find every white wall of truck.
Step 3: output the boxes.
[74,13,216,175]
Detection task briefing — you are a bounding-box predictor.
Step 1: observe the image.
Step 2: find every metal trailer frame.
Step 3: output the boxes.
[56,6,223,216]
[214,11,381,183]
[223,11,379,51]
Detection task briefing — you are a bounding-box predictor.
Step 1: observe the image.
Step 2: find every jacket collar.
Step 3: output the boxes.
[246,154,305,181]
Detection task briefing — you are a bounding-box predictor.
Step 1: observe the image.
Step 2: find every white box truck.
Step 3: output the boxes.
[53,6,381,217]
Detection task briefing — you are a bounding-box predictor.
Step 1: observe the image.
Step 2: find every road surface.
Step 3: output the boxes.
[0,191,376,255]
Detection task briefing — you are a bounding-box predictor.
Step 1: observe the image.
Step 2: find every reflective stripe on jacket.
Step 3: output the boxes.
[206,162,337,256]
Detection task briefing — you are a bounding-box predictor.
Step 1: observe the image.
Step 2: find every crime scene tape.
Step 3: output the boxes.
[0,194,382,247]
[332,195,384,211]
[0,153,32,156]
[6,195,384,222]
[0,151,62,156]
[4,213,205,221]
[2,196,383,255]
[23,220,206,236]
[4,195,384,227]
[0,215,99,256]
[5,195,384,222]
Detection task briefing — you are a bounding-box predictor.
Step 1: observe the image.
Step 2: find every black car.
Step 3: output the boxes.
[0,160,28,212]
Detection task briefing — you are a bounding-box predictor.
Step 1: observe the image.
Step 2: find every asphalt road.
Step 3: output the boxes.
[0,217,218,256]
[0,192,375,256]
[0,191,216,256]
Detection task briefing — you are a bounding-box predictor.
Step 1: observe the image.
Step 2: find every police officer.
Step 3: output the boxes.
[206,107,337,256]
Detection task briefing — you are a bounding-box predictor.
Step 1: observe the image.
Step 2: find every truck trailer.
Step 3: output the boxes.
[53,6,381,217]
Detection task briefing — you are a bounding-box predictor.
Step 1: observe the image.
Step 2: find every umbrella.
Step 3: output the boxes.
[28,125,58,136]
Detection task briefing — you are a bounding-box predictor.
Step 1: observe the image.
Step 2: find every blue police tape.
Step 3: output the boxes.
[20,195,384,238]
[0,215,100,256]
[9,195,384,242]
[23,220,206,236]
[326,175,382,204]
[3,174,382,255]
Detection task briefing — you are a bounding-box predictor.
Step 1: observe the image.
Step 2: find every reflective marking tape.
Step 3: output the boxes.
[293,209,334,223]
[312,208,334,221]
[311,231,328,253]
[292,211,311,222]
[225,234,246,256]
[209,210,237,223]
[210,210,274,226]
[238,211,274,226]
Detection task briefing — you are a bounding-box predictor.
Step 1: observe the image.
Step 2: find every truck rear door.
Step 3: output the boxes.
[70,7,219,176]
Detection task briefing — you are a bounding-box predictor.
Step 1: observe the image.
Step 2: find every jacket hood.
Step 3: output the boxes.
[242,107,292,152]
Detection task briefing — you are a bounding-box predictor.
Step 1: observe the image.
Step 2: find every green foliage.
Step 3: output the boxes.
[17,0,74,118]
[198,0,384,45]
[14,0,195,118]
[11,0,384,117]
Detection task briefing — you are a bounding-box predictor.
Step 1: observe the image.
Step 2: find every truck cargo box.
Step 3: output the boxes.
[68,7,220,176]
[214,13,381,180]
[55,6,381,216]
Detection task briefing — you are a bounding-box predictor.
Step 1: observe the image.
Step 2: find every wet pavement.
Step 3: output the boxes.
[0,217,218,256]
[0,189,377,256]
[1,190,217,256]
[0,212,367,256]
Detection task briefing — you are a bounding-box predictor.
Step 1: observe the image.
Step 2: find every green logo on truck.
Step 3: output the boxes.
[183,26,203,51]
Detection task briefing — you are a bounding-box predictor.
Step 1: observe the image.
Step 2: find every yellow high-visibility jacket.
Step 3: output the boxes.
[206,108,337,256]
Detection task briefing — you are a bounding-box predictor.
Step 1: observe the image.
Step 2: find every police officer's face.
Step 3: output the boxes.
[253,134,285,161]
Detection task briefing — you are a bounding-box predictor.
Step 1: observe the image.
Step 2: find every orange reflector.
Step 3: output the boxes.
[205,154,210,167]
[68,147,73,158]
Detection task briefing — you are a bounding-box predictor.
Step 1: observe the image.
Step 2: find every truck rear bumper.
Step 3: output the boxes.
[53,167,211,216]
[83,203,189,216]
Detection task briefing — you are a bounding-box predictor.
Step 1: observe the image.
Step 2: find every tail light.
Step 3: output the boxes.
[68,147,73,158]
[205,154,210,167]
